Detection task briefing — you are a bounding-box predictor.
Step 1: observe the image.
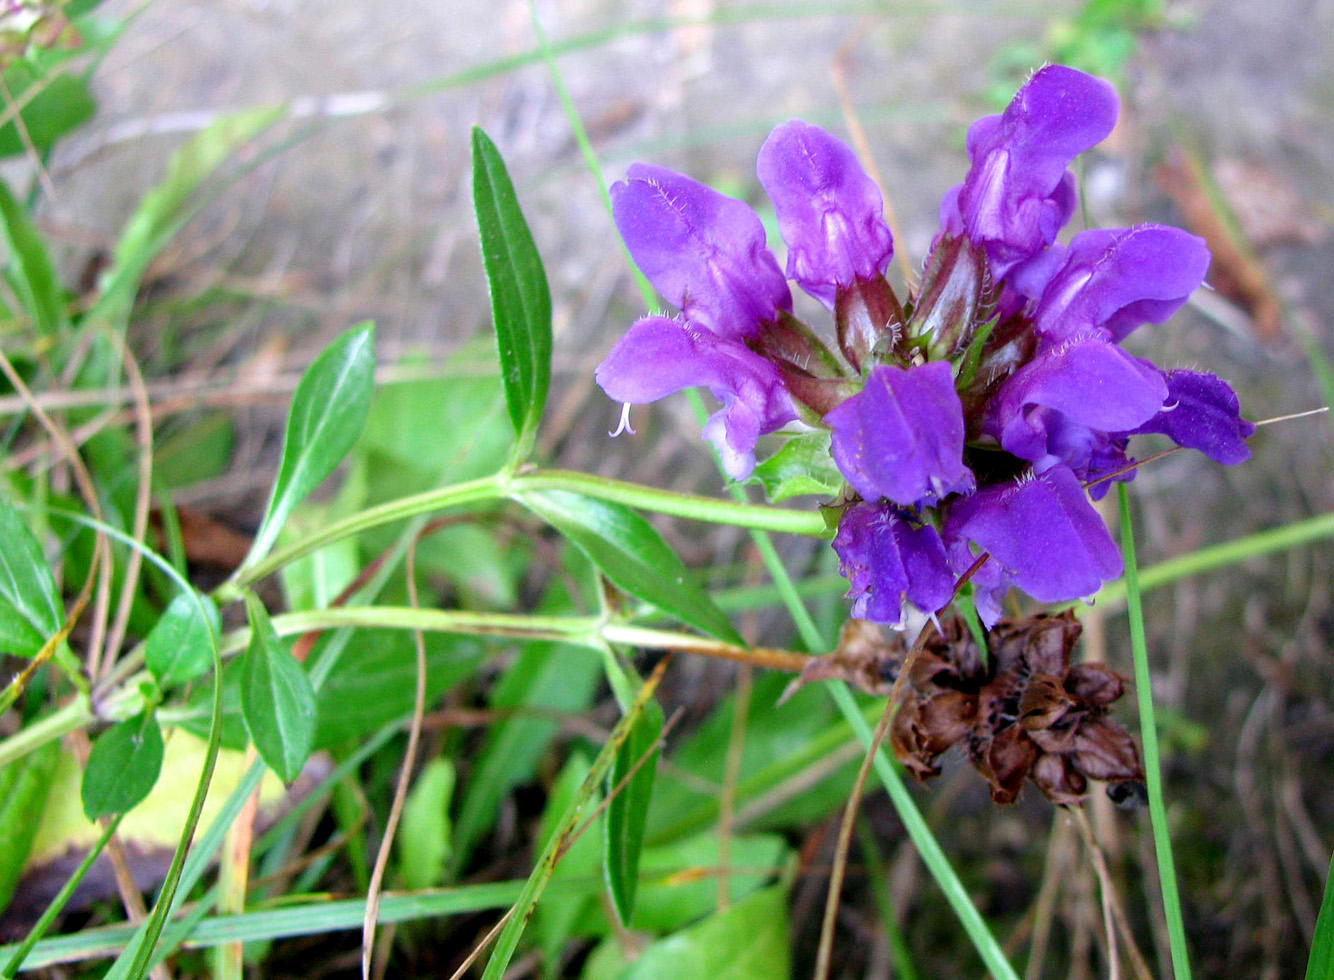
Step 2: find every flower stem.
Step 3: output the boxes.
[217,468,828,600]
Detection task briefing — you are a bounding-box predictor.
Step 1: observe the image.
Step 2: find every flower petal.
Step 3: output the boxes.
[1031,226,1211,342]
[757,120,894,307]
[986,335,1167,470]
[834,502,955,626]
[1129,369,1254,464]
[611,164,791,338]
[946,465,1123,606]
[825,362,975,508]
[945,65,1118,275]
[595,316,796,480]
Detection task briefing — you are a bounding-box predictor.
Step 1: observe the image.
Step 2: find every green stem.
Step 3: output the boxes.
[218,469,827,599]
[514,469,825,536]
[0,694,91,769]
[827,681,1019,980]
[219,474,504,598]
[1118,484,1192,980]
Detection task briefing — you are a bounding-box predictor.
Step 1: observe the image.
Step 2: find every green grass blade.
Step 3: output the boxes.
[827,682,1020,980]
[1307,848,1334,980]
[480,666,666,980]
[1118,483,1192,980]
[0,178,69,336]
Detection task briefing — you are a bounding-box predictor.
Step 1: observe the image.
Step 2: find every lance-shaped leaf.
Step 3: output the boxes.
[81,710,166,820]
[0,493,62,658]
[604,694,663,925]
[518,489,742,644]
[145,590,221,688]
[245,322,376,567]
[472,127,552,463]
[240,595,316,783]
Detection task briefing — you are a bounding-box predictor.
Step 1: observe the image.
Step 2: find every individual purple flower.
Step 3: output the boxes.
[985,335,1168,473]
[946,465,1123,626]
[939,65,1118,276]
[1027,226,1212,342]
[595,316,796,480]
[756,120,895,308]
[1128,369,1254,464]
[611,163,791,338]
[825,361,975,508]
[834,501,956,626]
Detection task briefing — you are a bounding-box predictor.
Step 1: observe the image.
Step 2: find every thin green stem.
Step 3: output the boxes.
[219,474,504,597]
[827,681,1020,980]
[219,469,827,599]
[0,694,91,769]
[2,814,126,977]
[513,469,826,536]
[1118,484,1192,980]
[1094,509,1334,609]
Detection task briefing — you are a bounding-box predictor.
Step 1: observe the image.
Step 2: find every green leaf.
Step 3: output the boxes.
[239,595,316,783]
[604,695,662,925]
[93,105,284,327]
[398,757,455,892]
[0,69,95,158]
[0,178,68,336]
[0,740,60,915]
[81,710,165,820]
[518,489,743,645]
[471,127,551,462]
[585,884,791,980]
[314,631,485,748]
[246,322,376,566]
[145,590,220,687]
[1306,847,1334,980]
[0,492,63,658]
[749,431,843,502]
[452,639,601,872]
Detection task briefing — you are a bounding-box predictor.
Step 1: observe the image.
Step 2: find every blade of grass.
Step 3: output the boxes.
[1307,847,1334,980]
[1118,483,1192,980]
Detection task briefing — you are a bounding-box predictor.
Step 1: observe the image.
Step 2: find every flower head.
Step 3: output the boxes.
[596,65,1251,634]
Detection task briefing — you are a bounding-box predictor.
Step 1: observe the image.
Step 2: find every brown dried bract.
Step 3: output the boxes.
[889,611,1145,806]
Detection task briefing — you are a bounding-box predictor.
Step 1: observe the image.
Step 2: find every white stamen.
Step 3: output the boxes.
[609,402,637,437]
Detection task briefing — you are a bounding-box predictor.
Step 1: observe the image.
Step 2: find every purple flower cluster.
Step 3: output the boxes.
[597,65,1254,628]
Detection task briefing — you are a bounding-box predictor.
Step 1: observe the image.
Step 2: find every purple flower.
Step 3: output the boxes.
[946,465,1123,626]
[825,362,975,508]
[1129,369,1254,464]
[1028,226,1212,342]
[611,164,791,338]
[595,316,796,480]
[985,335,1167,474]
[756,120,895,307]
[834,501,956,626]
[940,65,1118,276]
